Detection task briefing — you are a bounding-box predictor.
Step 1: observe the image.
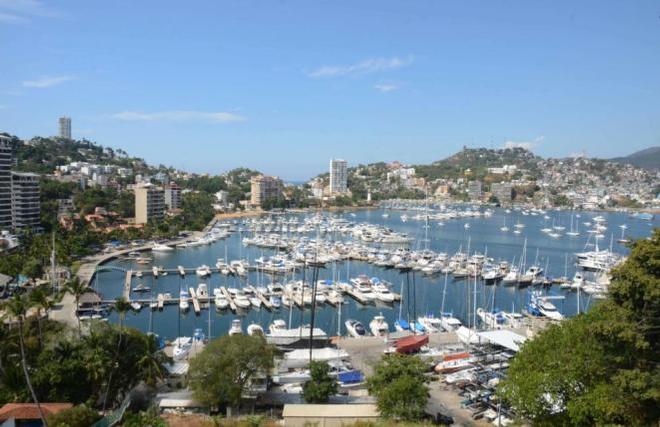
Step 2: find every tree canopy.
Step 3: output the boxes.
[188,334,276,410]
[303,361,338,403]
[367,353,430,421]
[500,229,660,426]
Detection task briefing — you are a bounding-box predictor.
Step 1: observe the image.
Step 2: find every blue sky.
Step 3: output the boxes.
[1,0,659,180]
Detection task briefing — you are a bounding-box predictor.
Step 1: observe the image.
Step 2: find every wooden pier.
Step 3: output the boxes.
[219,286,237,311]
[123,270,132,299]
[253,289,273,310]
[189,287,201,314]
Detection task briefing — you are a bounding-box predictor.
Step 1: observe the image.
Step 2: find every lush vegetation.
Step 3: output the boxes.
[47,404,101,427]
[500,229,660,425]
[0,290,167,425]
[188,334,276,413]
[367,354,430,421]
[303,361,338,403]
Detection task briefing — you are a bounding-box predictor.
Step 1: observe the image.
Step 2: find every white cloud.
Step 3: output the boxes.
[503,136,544,150]
[374,84,399,93]
[22,75,75,88]
[0,0,56,23]
[112,110,245,123]
[0,12,26,22]
[307,56,413,78]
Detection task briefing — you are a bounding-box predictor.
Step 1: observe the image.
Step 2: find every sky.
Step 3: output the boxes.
[1,0,659,180]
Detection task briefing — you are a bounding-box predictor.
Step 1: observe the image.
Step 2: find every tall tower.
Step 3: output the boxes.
[58,117,72,139]
[329,158,348,194]
[0,135,12,228]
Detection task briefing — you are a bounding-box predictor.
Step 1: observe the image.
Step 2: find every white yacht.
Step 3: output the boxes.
[537,299,563,321]
[439,313,462,332]
[267,319,328,346]
[196,265,211,277]
[345,319,368,338]
[213,289,229,310]
[228,319,243,336]
[369,314,389,337]
[152,243,174,252]
[247,323,264,336]
[417,314,443,333]
[179,290,190,311]
[233,293,251,309]
[371,280,395,303]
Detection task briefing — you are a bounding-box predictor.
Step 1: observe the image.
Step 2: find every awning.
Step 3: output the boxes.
[476,330,527,352]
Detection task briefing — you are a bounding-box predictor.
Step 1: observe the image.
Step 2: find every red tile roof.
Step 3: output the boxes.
[0,403,73,421]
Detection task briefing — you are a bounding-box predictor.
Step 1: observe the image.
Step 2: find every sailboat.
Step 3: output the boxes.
[500,216,509,232]
[438,271,462,331]
[617,224,631,243]
[566,213,580,237]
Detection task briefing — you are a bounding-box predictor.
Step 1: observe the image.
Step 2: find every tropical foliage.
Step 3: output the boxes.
[499,229,660,425]
[188,335,276,411]
[367,354,430,421]
[303,361,338,403]
[0,306,166,410]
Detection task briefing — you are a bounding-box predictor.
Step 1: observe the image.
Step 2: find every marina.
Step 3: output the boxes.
[90,206,656,341]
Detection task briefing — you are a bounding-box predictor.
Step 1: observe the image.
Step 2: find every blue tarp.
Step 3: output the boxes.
[395,319,410,330]
[338,370,364,384]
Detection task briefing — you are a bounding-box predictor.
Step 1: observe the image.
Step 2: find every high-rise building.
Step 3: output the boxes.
[164,183,182,210]
[134,183,165,224]
[250,175,283,207]
[58,117,72,139]
[11,172,41,229]
[491,182,513,204]
[467,180,483,201]
[0,136,13,228]
[329,158,348,194]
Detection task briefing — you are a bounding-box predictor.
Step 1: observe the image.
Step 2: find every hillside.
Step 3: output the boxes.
[414,147,541,180]
[610,146,660,171]
[0,132,154,176]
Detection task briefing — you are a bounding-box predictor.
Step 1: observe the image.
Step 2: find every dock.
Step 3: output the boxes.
[189,287,201,314]
[123,270,132,299]
[219,286,237,311]
[253,288,273,310]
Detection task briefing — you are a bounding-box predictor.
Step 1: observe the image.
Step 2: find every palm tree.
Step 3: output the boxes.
[2,294,48,427]
[63,277,90,337]
[102,297,131,412]
[29,288,53,348]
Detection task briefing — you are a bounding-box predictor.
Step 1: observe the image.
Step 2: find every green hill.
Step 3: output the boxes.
[610,146,660,171]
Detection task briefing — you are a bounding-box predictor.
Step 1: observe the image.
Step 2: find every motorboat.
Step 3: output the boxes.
[196,283,209,299]
[130,302,142,311]
[247,323,264,336]
[196,265,212,277]
[417,314,443,333]
[233,293,251,309]
[345,319,368,338]
[476,308,507,329]
[434,352,475,374]
[179,290,190,311]
[228,319,243,336]
[152,243,174,252]
[439,313,462,332]
[369,314,389,337]
[249,296,262,308]
[213,289,229,310]
[132,283,150,293]
[269,295,282,309]
[371,279,395,303]
[267,319,328,346]
[394,318,410,332]
[172,337,192,361]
